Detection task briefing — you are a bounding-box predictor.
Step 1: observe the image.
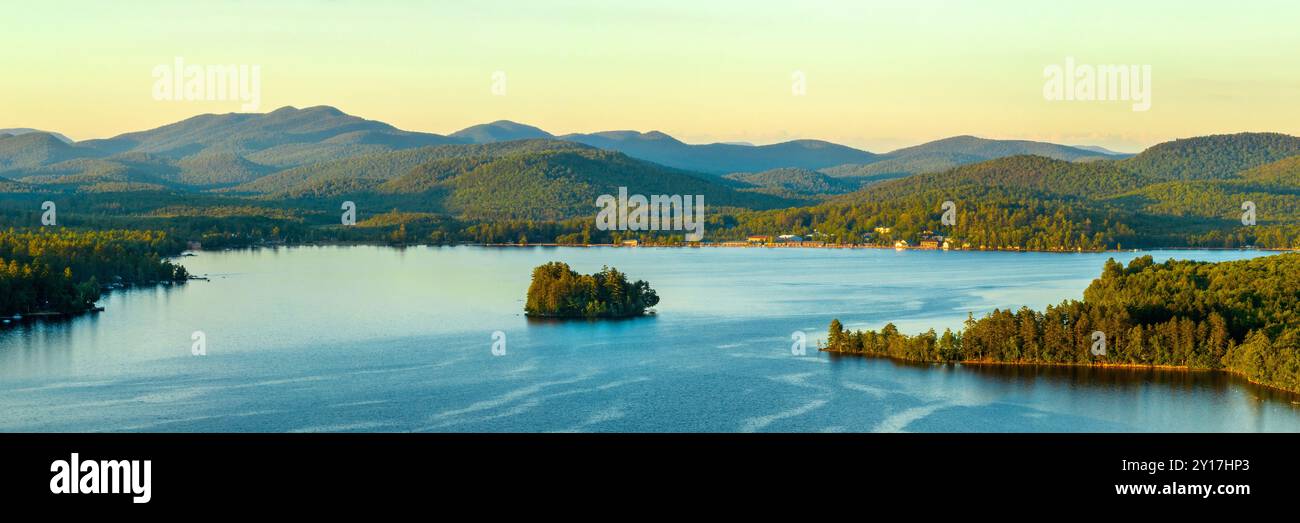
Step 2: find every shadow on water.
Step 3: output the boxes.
[960,363,1300,404]
[0,307,99,337]
[0,282,185,369]
[825,352,1300,408]
[524,312,659,325]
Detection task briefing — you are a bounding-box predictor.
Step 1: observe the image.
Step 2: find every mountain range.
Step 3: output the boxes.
[0,128,74,144]
[0,106,1130,195]
[2,106,1295,231]
[770,131,1300,251]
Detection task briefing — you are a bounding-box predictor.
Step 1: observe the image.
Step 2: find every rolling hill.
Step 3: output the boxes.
[820,152,987,183]
[884,135,1126,162]
[0,128,74,144]
[234,139,597,196]
[0,109,1296,252]
[560,131,879,174]
[1,106,1296,249]
[378,148,797,220]
[11,153,181,192]
[1123,133,1300,180]
[1240,154,1300,186]
[0,108,1145,198]
[175,152,277,186]
[0,132,106,172]
[820,135,1128,184]
[724,132,1300,250]
[236,142,798,221]
[724,168,860,196]
[1071,145,1132,156]
[450,120,553,143]
[77,105,458,165]
[839,134,1300,203]
[450,122,882,174]
[1,106,462,189]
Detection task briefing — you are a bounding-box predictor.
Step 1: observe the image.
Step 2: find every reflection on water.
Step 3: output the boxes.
[888,356,1300,406]
[0,245,1296,432]
[524,314,660,326]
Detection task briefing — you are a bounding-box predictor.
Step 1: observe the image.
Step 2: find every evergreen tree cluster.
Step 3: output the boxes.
[0,228,189,316]
[524,261,659,318]
[827,254,1300,393]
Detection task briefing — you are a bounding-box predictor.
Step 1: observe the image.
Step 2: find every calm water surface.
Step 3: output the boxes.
[1,246,1296,432]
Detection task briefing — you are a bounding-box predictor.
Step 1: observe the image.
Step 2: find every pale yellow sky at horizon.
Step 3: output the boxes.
[3,0,1299,153]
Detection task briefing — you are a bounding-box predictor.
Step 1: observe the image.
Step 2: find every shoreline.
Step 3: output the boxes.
[191,239,1293,255]
[2,278,198,326]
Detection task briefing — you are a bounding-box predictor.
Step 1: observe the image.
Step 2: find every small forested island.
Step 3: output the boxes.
[825,253,1300,394]
[0,229,190,318]
[525,262,659,319]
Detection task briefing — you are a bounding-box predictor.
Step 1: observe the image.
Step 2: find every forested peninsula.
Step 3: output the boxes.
[0,229,190,318]
[824,254,1300,394]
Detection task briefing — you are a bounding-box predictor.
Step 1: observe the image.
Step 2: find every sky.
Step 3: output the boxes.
[3,0,1299,153]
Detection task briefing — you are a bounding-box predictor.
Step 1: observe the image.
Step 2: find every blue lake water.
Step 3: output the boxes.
[1,245,1297,432]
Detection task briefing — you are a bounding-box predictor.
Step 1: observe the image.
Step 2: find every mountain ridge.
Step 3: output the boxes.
[1,108,1292,207]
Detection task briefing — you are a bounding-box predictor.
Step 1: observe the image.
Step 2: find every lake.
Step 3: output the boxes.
[1,245,1297,432]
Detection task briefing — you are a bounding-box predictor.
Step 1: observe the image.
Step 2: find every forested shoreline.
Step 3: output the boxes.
[824,253,1300,394]
[0,229,190,318]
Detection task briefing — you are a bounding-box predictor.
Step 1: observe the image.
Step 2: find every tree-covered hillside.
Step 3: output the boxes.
[1123,133,1300,180]
[714,133,1300,249]
[0,132,105,171]
[1,121,1298,251]
[559,132,879,174]
[724,167,860,196]
[232,139,594,196]
[420,149,794,220]
[78,105,457,161]
[818,135,1127,183]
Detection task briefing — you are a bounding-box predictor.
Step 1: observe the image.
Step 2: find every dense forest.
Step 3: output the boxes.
[0,229,190,316]
[723,167,859,198]
[524,262,659,319]
[715,137,1300,250]
[824,253,1300,394]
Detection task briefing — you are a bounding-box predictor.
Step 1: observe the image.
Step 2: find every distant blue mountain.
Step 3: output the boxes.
[450,120,553,143]
[0,128,74,144]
